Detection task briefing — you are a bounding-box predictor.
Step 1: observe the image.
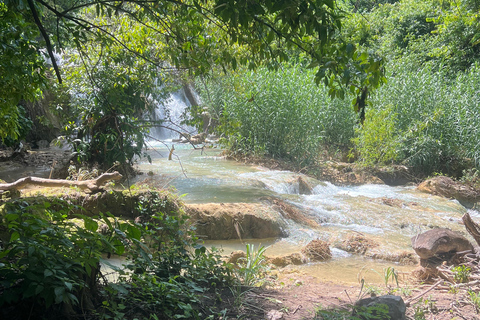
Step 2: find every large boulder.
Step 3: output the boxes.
[264,197,320,228]
[411,228,473,263]
[185,203,288,240]
[418,176,480,207]
[354,295,406,320]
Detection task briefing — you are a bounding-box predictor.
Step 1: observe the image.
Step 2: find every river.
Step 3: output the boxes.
[134,142,478,284]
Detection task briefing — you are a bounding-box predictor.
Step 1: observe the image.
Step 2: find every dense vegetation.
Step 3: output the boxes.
[192,0,480,177]
[1,0,385,170]
[0,190,236,319]
[1,0,480,318]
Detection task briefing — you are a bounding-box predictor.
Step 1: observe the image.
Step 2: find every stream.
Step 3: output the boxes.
[134,142,479,284]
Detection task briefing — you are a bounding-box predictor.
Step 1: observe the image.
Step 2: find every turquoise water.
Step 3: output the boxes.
[133,142,476,284]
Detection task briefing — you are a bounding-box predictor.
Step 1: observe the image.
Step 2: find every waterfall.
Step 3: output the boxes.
[150,86,198,140]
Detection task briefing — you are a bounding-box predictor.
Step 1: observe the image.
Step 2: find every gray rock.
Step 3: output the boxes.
[411,228,473,260]
[354,295,406,320]
[266,310,284,320]
[37,140,49,149]
[297,176,313,195]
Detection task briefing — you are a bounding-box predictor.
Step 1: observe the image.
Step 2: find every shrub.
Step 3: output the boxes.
[0,200,116,318]
[0,191,233,319]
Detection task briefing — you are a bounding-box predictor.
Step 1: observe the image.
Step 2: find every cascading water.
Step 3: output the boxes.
[135,144,480,283]
[149,87,197,141]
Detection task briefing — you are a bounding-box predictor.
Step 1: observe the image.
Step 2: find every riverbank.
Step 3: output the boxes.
[226,151,421,187]
[2,147,480,319]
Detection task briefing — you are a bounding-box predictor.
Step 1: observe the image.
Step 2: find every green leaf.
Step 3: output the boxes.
[54,286,66,304]
[83,217,98,232]
[109,283,129,295]
[64,281,73,291]
[9,231,20,242]
[35,285,44,295]
[126,224,141,240]
[5,213,19,222]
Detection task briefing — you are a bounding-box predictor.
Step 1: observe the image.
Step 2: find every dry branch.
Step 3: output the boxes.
[405,280,443,307]
[0,172,122,193]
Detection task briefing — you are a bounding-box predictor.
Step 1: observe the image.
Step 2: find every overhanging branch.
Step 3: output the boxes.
[27,0,63,83]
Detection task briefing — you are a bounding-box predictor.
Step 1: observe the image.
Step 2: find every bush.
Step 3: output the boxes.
[0,199,115,318]
[0,191,234,319]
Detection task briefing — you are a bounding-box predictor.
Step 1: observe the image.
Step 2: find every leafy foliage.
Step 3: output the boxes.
[355,60,480,175]
[0,1,46,143]
[62,22,170,167]
[343,0,480,73]
[0,191,233,319]
[234,244,268,286]
[352,104,400,166]
[1,0,386,161]
[0,199,115,317]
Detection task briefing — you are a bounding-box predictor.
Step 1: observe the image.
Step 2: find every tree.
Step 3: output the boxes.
[0,1,46,143]
[1,0,385,161]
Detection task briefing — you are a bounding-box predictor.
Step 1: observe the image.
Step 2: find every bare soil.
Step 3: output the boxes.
[218,271,479,320]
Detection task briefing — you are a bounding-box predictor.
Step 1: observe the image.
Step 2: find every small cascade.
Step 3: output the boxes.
[150,87,197,141]
[135,144,477,283]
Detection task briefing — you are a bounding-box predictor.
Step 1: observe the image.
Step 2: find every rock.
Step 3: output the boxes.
[301,240,332,261]
[354,295,406,320]
[228,250,246,264]
[37,140,50,149]
[297,176,314,195]
[265,197,320,228]
[372,165,412,186]
[190,132,206,144]
[267,253,307,267]
[185,203,288,240]
[418,176,480,207]
[266,310,284,320]
[367,250,419,265]
[337,233,379,255]
[411,228,473,263]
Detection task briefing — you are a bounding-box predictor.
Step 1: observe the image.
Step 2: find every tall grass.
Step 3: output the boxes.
[197,65,356,166]
[197,61,480,176]
[360,60,480,175]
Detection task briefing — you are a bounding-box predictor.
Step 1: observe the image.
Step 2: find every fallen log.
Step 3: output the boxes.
[0,172,122,193]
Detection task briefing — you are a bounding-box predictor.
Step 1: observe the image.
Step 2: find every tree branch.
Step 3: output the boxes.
[27,0,62,83]
[0,172,122,193]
